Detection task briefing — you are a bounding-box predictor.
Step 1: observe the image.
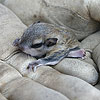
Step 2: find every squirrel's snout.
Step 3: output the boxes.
[13,38,20,46]
[13,38,24,51]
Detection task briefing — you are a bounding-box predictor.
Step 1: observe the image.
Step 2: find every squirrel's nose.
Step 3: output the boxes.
[13,38,20,46]
[13,38,24,51]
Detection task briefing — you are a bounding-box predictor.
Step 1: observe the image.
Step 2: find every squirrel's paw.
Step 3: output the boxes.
[27,61,39,72]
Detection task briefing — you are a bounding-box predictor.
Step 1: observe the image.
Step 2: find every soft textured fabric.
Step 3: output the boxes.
[0,1,100,100]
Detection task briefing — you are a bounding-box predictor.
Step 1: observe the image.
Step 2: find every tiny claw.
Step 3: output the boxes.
[27,62,39,72]
[33,66,37,72]
[27,64,34,72]
[27,66,30,69]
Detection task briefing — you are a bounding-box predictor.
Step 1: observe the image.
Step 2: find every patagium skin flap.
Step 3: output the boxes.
[13,22,85,72]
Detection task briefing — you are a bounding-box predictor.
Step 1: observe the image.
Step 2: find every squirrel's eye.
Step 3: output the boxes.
[31,43,43,48]
[45,38,58,47]
[46,41,56,47]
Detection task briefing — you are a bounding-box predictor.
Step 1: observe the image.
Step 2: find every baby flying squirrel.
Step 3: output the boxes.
[13,21,85,72]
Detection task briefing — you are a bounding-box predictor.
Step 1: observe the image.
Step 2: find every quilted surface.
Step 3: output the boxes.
[0,1,100,100]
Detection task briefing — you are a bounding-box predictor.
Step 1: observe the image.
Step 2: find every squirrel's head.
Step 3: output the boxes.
[13,36,58,58]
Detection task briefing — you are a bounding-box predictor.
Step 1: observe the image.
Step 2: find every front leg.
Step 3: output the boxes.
[27,50,69,72]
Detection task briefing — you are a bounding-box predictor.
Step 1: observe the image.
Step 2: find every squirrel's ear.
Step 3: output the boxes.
[13,38,21,46]
[45,38,58,47]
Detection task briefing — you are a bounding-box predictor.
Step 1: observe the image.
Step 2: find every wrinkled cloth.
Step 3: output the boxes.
[0,1,100,100]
